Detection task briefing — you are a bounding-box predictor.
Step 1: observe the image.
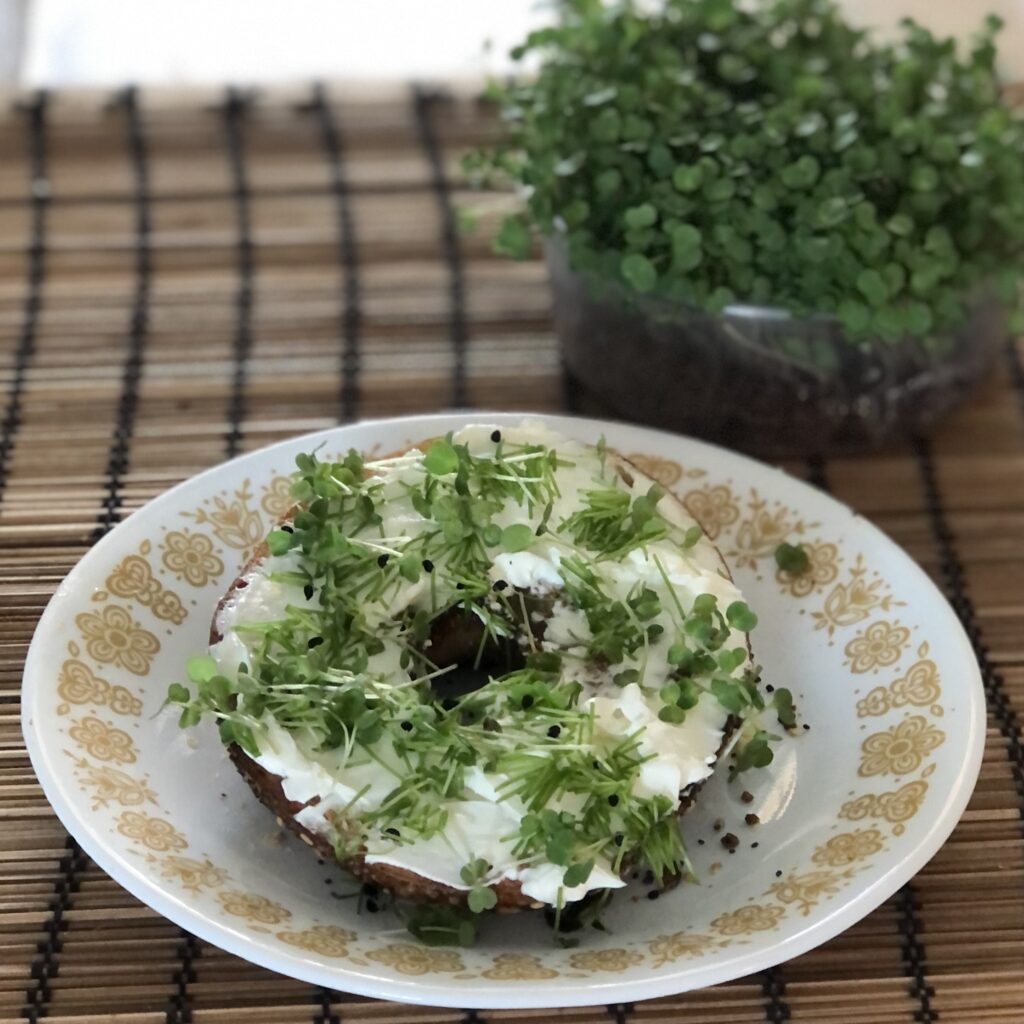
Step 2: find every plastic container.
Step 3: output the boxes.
[548,242,1003,456]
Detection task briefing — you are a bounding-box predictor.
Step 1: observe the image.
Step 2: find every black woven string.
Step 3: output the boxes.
[411,85,469,408]
[21,835,88,1024]
[166,933,199,1024]
[760,964,790,1023]
[311,84,362,423]
[606,1003,634,1024]
[562,360,582,415]
[311,986,339,1024]
[896,885,938,1023]
[809,454,939,1021]
[92,87,151,542]
[0,91,48,506]
[804,452,829,492]
[914,435,1024,815]
[12,91,89,1024]
[224,87,255,459]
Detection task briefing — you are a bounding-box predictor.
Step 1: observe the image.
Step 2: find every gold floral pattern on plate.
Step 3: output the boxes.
[365,944,464,976]
[68,715,137,764]
[767,868,856,915]
[840,780,930,835]
[811,555,903,636]
[57,659,142,717]
[218,890,292,925]
[116,810,188,852]
[76,605,160,676]
[161,530,226,589]
[276,925,356,958]
[775,540,839,597]
[812,828,885,867]
[711,904,786,935]
[843,620,911,674]
[184,480,265,556]
[859,716,945,777]
[261,474,296,519]
[648,932,715,966]
[105,549,187,624]
[568,949,644,973]
[67,755,155,809]
[857,655,942,718]
[482,953,560,980]
[726,490,815,569]
[153,855,229,894]
[682,484,740,540]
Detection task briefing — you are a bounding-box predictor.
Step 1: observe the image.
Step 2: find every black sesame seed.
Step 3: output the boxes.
[456,582,465,590]
[751,842,759,849]
[384,827,400,837]
[765,684,775,693]
[775,869,783,878]
[400,721,413,732]
[491,430,502,443]
[307,636,324,649]
[281,524,293,533]
[647,890,660,900]
[803,723,811,731]
[493,579,508,592]
[547,725,561,738]
[303,584,314,600]
[608,794,620,807]
[613,833,624,847]
[377,553,389,567]
[365,898,379,914]
[521,695,534,710]
[697,839,705,846]
[422,559,434,572]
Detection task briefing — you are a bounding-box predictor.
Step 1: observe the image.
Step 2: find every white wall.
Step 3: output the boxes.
[14,0,1024,88]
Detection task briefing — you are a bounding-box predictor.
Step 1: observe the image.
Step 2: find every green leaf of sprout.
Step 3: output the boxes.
[772,687,797,729]
[501,523,535,553]
[726,601,758,632]
[185,655,218,684]
[563,858,595,888]
[266,530,295,556]
[166,682,190,705]
[424,439,460,476]
[774,542,810,575]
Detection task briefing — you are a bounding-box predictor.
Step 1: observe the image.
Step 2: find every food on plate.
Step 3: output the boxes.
[169,421,787,935]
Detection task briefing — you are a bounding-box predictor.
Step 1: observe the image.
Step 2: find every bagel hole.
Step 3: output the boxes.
[425,607,526,702]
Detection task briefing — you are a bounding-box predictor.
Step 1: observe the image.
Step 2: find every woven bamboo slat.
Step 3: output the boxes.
[0,81,1021,1023]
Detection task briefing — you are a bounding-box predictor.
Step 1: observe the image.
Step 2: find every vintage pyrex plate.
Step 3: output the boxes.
[23,413,984,1008]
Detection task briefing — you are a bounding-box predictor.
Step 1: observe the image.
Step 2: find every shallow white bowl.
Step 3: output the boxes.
[23,413,984,1008]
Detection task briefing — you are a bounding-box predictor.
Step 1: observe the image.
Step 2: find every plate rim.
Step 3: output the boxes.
[22,411,987,1008]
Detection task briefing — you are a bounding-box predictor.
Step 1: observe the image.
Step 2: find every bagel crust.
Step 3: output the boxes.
[201,424,755,911]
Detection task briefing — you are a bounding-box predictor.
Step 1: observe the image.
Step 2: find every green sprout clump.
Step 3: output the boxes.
[465,0,1024,340]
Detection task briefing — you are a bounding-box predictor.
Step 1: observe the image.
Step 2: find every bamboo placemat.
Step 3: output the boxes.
[0,83,1022,1023]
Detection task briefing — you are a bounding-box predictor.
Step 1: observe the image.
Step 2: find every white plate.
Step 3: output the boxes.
[23,413,984,1008]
